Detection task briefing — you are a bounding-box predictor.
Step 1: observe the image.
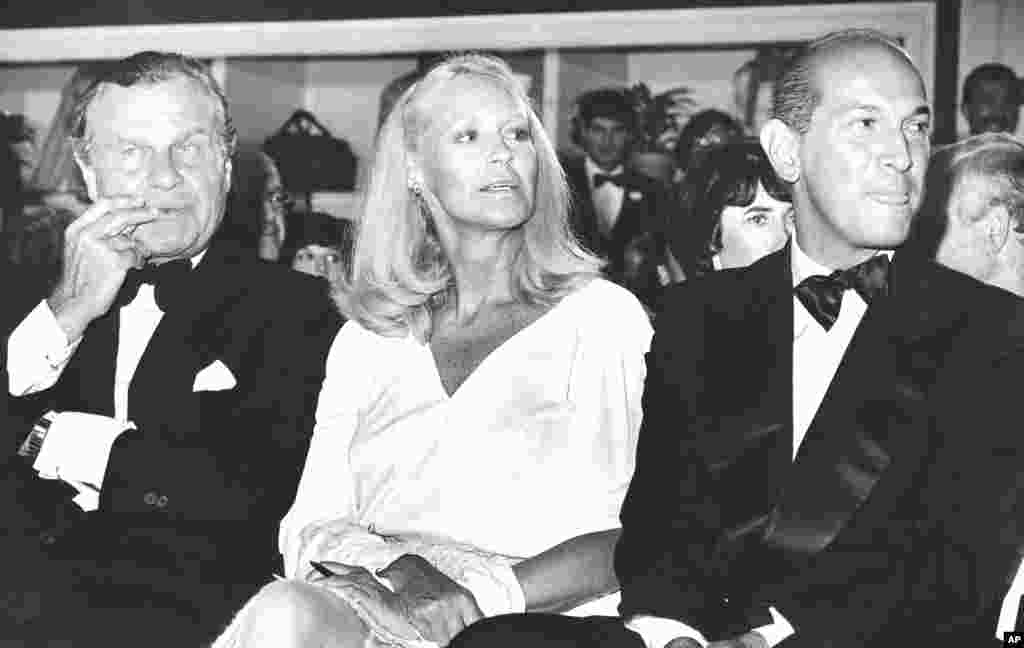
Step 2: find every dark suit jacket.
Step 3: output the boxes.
[563,155,672,278]
[615,244,1024,646]
[1,238,342,641]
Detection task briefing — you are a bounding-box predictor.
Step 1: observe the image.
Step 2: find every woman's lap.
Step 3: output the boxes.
[449,614,645,648]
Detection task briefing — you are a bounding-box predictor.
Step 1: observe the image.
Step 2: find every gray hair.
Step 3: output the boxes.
[70,51,237,161]
[940,132,1024,227]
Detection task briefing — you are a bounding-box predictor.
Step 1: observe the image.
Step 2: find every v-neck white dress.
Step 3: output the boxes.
[279,278,652,615]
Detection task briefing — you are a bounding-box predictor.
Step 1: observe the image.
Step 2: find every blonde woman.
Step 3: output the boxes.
[213,53,651,648]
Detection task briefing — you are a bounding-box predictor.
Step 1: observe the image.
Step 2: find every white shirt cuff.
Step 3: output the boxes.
[32,412,133,512]
[461,561,526,618]
[625,614,708,648]
[753,607,796,646]
[997,557,1024,638]
[7,299,81,396]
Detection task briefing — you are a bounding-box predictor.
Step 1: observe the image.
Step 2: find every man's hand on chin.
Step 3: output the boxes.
[47,196,156,341]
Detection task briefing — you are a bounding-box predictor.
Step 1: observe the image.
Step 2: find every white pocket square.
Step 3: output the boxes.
[193,360,237,392]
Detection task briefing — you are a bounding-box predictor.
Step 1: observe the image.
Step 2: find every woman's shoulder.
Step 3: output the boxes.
[559,277,653,342]
[330,318,420,362]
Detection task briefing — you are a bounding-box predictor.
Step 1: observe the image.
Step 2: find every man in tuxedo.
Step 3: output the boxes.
[563,88,675,293]
[1,51,342,643]
[922,132,1024,640]
[451,29,1024,648]
[926,133,1024,301]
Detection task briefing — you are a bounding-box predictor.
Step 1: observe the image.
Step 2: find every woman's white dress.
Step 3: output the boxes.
[280,278,653,617]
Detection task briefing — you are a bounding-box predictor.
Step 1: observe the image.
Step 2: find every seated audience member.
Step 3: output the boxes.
[451,28,1024,648]
[210,53,652,648]
[961,63,1020,136]
[223,146,291,260]
[1,51,341,644]
[924,133,1024,296]
[6,204,74,293]
[28,62,103,217]
[670,139,792,280]
[563,87,679,299]
[1,111,35,232]
[281,210,354,285]
[916,132,1024,641]
[673,109,745,185]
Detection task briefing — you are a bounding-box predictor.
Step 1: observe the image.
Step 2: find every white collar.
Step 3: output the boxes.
[790,237,893,287]
[584,157,625,185]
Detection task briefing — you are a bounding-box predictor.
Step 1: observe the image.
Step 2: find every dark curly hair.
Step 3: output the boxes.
[676,139,790,279]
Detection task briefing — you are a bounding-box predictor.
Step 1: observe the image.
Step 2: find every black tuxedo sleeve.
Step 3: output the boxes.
[885,342,1024,642]
[99,276,341,537]
[615,282,733,636]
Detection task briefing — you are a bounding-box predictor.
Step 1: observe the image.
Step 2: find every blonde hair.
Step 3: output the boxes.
[336,53,601,341]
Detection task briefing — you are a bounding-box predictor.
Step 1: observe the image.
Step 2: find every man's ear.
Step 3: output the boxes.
[759,118,801,184]
[73,151,99,202]
[984,203,1012,254]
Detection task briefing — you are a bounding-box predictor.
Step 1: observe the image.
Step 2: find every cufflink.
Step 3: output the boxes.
[18,411,58,461]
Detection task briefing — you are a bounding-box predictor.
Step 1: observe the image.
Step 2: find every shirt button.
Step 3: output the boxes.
[39,531,58,546]
[143,491,159,506]
[156,494,169,509]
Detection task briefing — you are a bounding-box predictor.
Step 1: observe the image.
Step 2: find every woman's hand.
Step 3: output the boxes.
[378,553,484,645]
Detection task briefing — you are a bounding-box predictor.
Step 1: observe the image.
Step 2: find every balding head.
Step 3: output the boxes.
[773,29,922,135]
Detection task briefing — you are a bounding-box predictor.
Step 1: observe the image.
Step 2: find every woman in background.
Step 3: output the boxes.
[672,139,792,280]
[28,62,102,217]
[281,210,354,286]
[212,53,651,648]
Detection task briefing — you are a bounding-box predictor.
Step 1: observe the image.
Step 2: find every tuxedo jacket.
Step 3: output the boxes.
[615,245,1024,646]
[1,239,342,637]
[562,155,672,280]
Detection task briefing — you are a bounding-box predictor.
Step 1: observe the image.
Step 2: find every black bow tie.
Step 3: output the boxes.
[593,172,625,189]
[794,254,891,331]
[115,259,192,312]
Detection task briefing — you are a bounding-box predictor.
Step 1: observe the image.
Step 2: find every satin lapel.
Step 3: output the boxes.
[698,245,794,540]
[126,244,249,437]
[763,252,963,555]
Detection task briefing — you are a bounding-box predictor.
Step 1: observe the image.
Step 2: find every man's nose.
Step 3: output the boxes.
[879,128,913,173]
[147,149,183,189]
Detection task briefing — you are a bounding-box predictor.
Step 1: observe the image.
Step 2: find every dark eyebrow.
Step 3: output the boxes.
[744,206,773,214]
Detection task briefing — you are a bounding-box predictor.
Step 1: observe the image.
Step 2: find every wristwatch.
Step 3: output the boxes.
[18,411,57,461]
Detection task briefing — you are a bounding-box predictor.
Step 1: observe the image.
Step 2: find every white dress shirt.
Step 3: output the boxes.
[6,253,204,509]
[585,156,625,235]
[627,241,883,648]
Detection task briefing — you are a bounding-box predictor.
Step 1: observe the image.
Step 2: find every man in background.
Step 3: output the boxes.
[961,63,1020,136]
[563,87,677,300]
